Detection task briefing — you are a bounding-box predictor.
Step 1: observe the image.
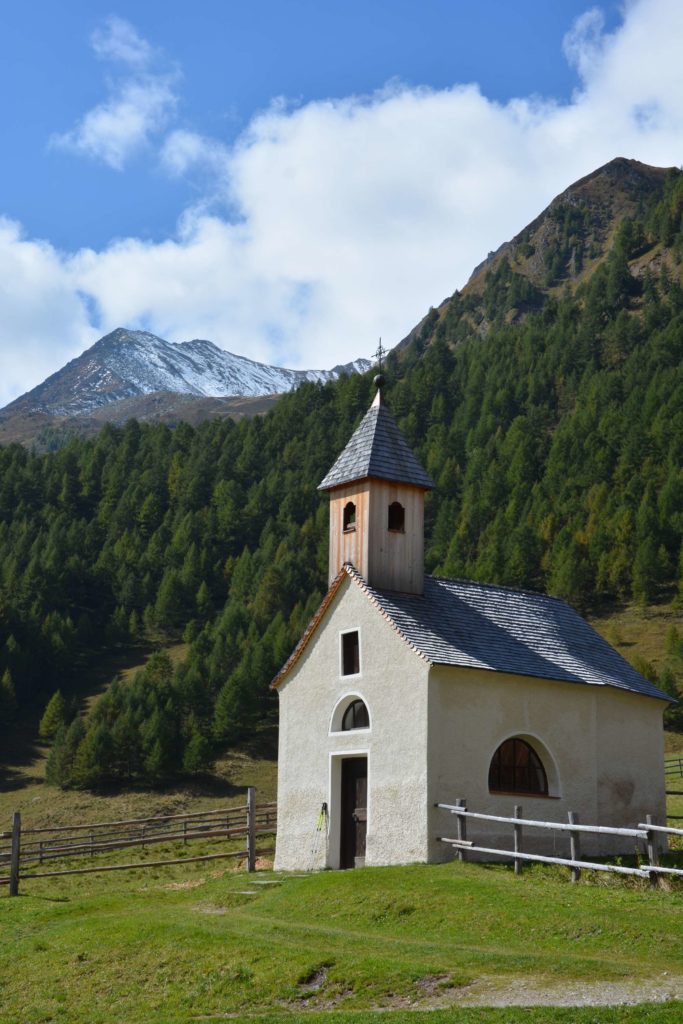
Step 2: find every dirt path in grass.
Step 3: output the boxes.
[436,973,683,1007]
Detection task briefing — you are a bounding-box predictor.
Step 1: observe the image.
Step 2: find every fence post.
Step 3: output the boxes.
[455,798,467,863]
[645,814,659,890]
[513,805,523,875]
[9,812,21,897]
[90,830,94,858]
[39,840,44,865]
[568,811,581,883]
[246,787,256,873]
[183,820,188,845]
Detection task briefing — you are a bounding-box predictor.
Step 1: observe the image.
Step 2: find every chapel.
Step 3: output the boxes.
[273,377,669,870]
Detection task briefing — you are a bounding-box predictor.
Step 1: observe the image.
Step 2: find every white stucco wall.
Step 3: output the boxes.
[428,665,667,859]
[274,577,431,871]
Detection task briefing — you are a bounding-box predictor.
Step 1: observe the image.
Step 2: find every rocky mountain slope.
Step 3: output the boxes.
[1,329,371,419]
[396,157,677,353]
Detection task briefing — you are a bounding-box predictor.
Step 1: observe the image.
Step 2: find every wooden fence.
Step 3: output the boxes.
[667,786,683,821]
[436,800,683,888]
[0,788,276,896]
[665,756,683,779]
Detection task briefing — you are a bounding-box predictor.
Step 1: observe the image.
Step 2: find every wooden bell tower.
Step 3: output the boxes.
[318,375,433,595]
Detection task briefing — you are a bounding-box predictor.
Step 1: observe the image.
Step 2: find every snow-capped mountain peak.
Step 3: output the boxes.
[2,329,374,418]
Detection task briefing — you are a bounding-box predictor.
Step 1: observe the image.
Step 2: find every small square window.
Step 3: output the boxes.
[342,631,360,675]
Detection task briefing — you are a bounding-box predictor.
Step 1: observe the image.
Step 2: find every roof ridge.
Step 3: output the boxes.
[427,573,569,605]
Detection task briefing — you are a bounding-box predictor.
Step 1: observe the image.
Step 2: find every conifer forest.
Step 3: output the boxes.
[2,167,683,787]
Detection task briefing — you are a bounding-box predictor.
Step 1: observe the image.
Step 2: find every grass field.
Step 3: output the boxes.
[2,853,683,1024]
[2,605,683,1022]
[588,599,682,676]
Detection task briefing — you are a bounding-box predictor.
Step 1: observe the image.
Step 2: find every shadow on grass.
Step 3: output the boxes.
[0,718,47,790]
[1,642,178,777]
[0,765,45,793]
[79,774,247,801]
[238,721,278,762]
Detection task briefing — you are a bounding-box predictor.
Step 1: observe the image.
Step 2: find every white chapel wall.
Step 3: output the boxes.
[275,578,431,871]
[428,665,667,859]
[594,685,666,830]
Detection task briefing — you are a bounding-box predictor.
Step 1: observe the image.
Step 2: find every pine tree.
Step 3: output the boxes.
[154,568,185,630]
[144,739,167,781]
[0,668,16,723]
[128,609,140,641]
[213,681,237,743]
[666,624,682,659]
[183,727,213,774]
[39,690,67,740]
[658,666,680,700]
[195,581,212,621]
[45,725,67,785]
[61,717,87,785]
[72,721,114,789]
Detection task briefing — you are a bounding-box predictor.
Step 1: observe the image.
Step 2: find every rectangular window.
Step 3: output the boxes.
[341,630,360,675]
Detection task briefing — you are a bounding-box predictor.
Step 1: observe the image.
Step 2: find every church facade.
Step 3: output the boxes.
[273,381,669,871]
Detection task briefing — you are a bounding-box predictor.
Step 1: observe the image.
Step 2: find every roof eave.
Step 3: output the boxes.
[426,658,672,701]
[318,474,434,492]
[271,563,432,689]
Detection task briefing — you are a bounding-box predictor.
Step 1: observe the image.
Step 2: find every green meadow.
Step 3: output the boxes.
[2,850,682,1024]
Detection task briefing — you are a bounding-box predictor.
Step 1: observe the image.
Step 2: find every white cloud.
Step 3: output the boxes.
[161,130,231,178]
[4,0,683,407]
[91,16,154,67]
[51,18,178,170]
[563,8,608,82]
[0,220,95,408]
[52,77,178,171]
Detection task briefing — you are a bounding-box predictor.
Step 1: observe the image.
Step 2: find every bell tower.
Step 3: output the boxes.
[318,375,433,595]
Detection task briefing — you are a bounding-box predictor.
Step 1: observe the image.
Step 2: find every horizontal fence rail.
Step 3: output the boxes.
[0,807,276,866]
[436,800,683,888]
[665,757,683,779]
[1,790,276,895]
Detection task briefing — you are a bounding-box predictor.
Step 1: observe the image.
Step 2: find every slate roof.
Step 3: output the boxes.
[318,391,434,491]
[273,564,670,702]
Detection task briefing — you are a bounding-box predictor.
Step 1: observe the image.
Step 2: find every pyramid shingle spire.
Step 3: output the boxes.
[318,386,434,492]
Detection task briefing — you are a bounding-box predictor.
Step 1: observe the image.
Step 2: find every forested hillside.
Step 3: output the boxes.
[2,161,683,788]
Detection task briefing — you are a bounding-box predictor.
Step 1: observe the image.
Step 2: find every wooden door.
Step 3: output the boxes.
[340,757,367,868]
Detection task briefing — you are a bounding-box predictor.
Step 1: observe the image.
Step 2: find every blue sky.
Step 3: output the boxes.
[1,0,681,405]
[4,1,616,251]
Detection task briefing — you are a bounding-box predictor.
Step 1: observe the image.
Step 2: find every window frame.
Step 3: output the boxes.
[341,698,370,731]
[329,692,372,735]
[339,628,361,678]
[387,501,405,533]
[488,736,549,797]
[342,501,356,533]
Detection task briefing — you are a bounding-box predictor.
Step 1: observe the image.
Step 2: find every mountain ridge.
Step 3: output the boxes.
[396,157,679,355]
[1,328,372,420]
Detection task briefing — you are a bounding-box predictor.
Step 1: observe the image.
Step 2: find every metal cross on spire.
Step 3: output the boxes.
[372,339,387,405]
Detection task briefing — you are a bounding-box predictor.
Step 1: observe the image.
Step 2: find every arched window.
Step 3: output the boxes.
[387,501,405,532]
[343,501,356,532]
[489,738,548,796]
[342,698,370,731]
